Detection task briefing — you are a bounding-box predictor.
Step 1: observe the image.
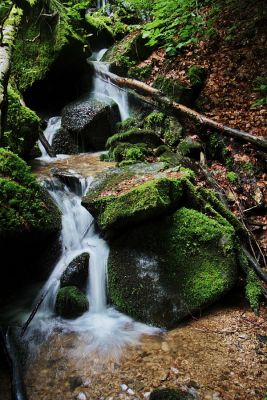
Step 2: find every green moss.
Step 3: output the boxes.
[55,286,89,319]
[108,206,238,327]
[199,188,244,233]
[226,171,238,183]
[3,86,40,158]
[102,30,151,67]
[83,177,185,234]
[178,137,201,157]
[11,2,76,92]
[153,75,194,105]
[144,111,165,127]
[0,148,61,234]
[187,65,206,87]
[85,9,128,39]
[245,270,262,314]
[106,128,162,149]
[128,64,153,80]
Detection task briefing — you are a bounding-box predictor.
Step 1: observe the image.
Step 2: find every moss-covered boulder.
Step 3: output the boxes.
[3,86,41,158]
[102,30,152,74]
[106,128,163,149]
[58,100,120,152]
[55,286,89,319]
[178,137,202,158]
[108,207,238,328]
[0,148,61,299]
[0,148,61,235]
[60,253,89,290]
[82,176,188,235]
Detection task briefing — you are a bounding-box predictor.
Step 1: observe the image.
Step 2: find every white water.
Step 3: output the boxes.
[97,0,108,10]
[89,49,130,121]
[26,178,158,356]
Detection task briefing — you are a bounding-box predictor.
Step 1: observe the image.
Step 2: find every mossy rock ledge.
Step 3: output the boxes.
[82,173,193,235]
[55,286,89,319]
[108,207,238,329]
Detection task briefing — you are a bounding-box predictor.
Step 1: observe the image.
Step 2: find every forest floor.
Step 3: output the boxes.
[136,0,267,261]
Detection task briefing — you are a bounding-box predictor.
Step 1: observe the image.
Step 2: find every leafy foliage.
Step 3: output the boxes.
[140,0,211,56]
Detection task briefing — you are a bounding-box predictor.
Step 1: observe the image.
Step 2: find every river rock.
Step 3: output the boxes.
[55,286,89,319]
[150,388,194,400]
[61,100,120,151]
[108,207,238,328]
[60,253,89,290]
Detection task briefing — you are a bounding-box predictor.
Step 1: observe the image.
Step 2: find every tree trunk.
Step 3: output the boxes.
[98,70,267,150]
[0,6,23,142]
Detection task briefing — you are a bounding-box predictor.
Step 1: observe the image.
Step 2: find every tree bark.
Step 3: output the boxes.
[98,70,267,150]
[0,6,23,142]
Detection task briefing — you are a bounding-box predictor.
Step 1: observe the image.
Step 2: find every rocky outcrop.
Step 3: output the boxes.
[52,100,120,154]
[60,253,89,290]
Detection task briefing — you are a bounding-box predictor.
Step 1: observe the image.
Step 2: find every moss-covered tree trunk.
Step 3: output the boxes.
[0,5,23,142]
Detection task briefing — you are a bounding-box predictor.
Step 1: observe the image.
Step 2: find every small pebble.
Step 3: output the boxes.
[120,384,128,391]
[127,388,135,395]
[171,367,179,374]
[143,392,151,399]
[77,392,87,400]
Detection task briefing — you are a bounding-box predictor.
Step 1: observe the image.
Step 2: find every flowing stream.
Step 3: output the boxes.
[25,176,157,358]
[24,46,157,359]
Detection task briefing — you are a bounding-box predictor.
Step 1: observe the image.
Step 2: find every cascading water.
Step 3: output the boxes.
[38,116,61,160]
[89,50,130,121]
[25,177,158,357]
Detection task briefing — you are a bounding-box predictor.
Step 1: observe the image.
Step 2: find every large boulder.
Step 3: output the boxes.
[0,149,62,301]
[60,253,89,290]
[58,100,120,152]
[82,173,193,236]
[108,207,238,328]
[55,286,89,319]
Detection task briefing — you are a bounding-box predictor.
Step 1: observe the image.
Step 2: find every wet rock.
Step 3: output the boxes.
[60,253,89,290]
[61,100,120,151]
[55,286,89,319]
[150,388,194,400]
[51,169,83,194]
[69,376,83,391]
[178,137,202,159]
[52,127,79,155]
[108,207,238,328]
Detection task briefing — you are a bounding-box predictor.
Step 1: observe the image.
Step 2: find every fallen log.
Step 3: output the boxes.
[39,131,56,157]
[98,70,267,150]
[0,6,23,141]
[20,289,49,337]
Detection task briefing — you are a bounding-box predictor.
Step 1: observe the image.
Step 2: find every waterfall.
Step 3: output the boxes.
[97,0,108,9]
[89,50,130,121]
[26,178,158,356]
[37,116,62,160]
